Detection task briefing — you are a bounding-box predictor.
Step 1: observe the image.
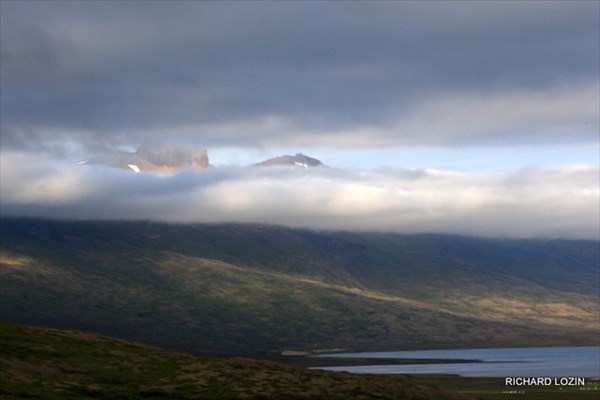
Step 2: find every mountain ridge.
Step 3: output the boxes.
[82,141,211,174]
[1,218,598,355]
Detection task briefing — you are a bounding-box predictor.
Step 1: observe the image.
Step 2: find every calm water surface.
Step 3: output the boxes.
[315,346,600,377]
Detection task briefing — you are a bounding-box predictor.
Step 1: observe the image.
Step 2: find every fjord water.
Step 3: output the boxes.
[316,347,600,377]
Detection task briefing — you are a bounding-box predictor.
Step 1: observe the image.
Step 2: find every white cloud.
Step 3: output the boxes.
[0,152,91,204]
[1,151,598,240]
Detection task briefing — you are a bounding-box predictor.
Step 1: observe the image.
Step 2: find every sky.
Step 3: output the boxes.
[1,1,598,239]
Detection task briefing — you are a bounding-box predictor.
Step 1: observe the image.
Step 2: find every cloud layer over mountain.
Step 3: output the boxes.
[1,2,598,239]
[2,151,597,239]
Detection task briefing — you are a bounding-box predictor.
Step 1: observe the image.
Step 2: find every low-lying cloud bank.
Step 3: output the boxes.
[1,151,598,240]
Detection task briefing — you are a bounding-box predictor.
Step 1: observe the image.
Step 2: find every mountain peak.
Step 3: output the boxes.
[84,142,211,174]
[254,153,324,168]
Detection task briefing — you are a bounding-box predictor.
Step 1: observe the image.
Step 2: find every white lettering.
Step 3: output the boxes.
[507,376,587,387]
[554,377,586,386]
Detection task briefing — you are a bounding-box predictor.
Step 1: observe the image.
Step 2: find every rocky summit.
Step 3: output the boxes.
[83,142,211,174]
[254,153,324,168]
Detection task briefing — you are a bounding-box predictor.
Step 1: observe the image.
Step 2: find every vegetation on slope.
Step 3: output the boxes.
[0,320,472,400]
[0,218,598,354]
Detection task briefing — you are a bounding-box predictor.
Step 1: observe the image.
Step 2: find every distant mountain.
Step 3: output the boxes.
[81,141,211,174]
[254,153,324,168]
[1,218,598,355]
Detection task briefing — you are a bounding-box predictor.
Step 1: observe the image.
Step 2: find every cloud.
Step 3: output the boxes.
[1,1,598,153]
[2,151,598,239]
[1,2,597,239]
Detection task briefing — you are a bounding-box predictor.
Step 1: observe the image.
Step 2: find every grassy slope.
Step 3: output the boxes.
[0,320,472,400]
[0,218,598,354]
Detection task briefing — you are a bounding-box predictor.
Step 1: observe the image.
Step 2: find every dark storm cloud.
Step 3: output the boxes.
[1,1,598,153]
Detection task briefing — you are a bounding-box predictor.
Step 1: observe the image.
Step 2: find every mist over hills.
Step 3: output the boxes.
[1,218,597,356]
[4,145,597,239]
[1,6,597,398]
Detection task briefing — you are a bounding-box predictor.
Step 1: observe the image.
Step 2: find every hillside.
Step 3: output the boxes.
[0,320,471,400]
[0,218,598,355]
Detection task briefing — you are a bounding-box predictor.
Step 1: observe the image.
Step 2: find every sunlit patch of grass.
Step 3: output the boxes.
[0,251,33,268]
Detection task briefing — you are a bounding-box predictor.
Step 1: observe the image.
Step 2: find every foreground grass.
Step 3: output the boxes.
[0,321,472,400]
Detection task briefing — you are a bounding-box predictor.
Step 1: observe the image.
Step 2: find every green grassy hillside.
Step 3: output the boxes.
[0,218,598,354]
[0,320,472,400]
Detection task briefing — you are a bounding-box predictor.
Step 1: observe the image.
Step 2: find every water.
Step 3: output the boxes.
[314,346,600,377]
